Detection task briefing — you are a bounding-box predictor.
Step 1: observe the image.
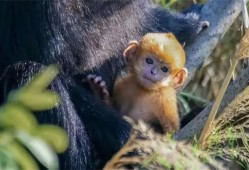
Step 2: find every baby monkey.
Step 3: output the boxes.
[87,33,187,133]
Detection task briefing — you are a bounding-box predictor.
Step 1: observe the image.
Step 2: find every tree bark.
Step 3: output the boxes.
[176,0,248,140]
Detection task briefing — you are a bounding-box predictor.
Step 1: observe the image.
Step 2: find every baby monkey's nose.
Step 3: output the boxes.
[151,69,157,75]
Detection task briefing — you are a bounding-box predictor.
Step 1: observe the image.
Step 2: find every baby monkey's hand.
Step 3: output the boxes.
[86,74,111,105]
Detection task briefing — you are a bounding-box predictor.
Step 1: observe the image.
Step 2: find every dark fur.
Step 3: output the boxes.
[0,0,206,169]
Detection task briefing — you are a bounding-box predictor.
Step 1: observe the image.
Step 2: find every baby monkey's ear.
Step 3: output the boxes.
[123,41,139,62]
[173,68,188,89]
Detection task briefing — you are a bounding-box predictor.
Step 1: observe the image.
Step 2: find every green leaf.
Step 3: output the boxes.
[0,148,19,170]
[36,125,69,153]
[8,91,60,111]
[24,65,59,92]
[5,140,39,170]
[0,104,37,132]
[16,131,59,170]
[0,132,13,146]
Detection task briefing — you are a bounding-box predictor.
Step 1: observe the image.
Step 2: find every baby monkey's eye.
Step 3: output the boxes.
[161,66,168,73]
[146,57,153,64]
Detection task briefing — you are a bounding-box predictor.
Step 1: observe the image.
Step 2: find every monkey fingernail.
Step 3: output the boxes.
[100,81,106,87]
[87,74,95,80]
[94,76,102,83]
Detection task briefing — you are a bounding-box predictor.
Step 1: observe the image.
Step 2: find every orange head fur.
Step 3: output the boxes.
[123,33,187,89]
[135,33,186,75]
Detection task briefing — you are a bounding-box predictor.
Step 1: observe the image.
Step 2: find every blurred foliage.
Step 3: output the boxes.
[104,119,225,170]
[156,0,244,117]
[0,65,69,170]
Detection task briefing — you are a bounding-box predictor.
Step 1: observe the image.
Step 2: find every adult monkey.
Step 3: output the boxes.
[0,0,208,169]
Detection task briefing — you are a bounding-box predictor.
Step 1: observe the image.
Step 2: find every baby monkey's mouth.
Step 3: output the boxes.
[143,75,157,84]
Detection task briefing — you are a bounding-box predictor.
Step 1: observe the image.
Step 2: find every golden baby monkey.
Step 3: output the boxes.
[87,33,187,133]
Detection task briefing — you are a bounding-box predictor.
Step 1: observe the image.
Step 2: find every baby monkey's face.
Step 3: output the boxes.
[124,33,187,90]
[136,53,173,89]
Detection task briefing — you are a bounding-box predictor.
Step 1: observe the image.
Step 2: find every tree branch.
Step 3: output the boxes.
[176,0,248,140]
[185,0,242,83]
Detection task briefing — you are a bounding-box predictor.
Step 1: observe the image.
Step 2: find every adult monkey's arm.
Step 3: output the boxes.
[176,0,247,140]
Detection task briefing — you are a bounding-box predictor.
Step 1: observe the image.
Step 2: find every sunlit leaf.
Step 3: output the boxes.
[0,104,37,132]
[5,140,39,170]
[24,65,59,92]
[8,91,60,111]
[0,148,19,170]
[16,131,59,170]
[36,125,69,153]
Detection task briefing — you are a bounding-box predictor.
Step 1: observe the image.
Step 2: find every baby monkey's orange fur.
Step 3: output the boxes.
[113,33,187,133]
